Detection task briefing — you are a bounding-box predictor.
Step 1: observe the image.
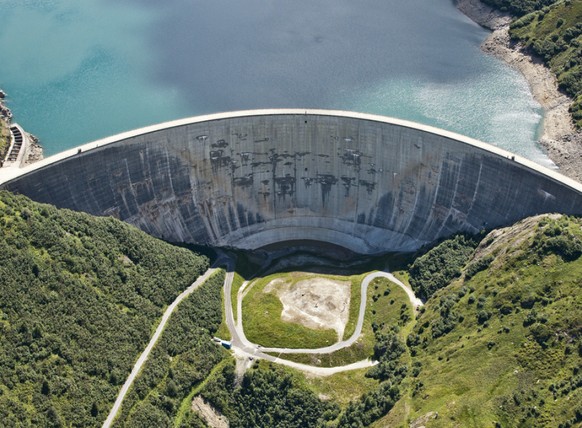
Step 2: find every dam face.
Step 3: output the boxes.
[2,110,582,254]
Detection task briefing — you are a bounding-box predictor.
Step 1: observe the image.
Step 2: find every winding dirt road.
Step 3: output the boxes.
[223,261,423,374]
[105,255,424,423]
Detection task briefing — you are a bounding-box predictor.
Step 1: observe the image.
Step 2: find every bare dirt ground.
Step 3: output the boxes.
[264,275,351,340]
[191,396,229,428]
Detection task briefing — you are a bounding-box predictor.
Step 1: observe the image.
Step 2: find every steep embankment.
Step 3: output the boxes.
[0,191,209,426]
[390,214,582,427]
[0,91,10,162]
[456,0,582,182]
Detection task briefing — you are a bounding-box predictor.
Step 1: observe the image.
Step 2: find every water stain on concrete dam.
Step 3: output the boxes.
[2,110,582,254]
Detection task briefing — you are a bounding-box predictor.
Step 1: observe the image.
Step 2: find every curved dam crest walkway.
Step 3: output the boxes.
[3,109,582,256]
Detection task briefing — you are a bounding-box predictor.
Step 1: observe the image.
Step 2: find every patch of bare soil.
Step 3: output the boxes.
[234,354,254,386]
[409,411,439,428]
[265,275,351,339]
[23,133,43,165]
[191,396,229,428]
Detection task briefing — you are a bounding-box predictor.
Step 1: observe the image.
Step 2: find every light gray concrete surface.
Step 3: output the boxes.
[2,109,582,254]
[2,123,27,167]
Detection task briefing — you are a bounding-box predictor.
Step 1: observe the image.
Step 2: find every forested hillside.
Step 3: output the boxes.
[482,0,582,127]
[481,0,559,15]
[1,189,580,427]
[110,214,581,428]
[0,191,209,426]
[113,271,226,427]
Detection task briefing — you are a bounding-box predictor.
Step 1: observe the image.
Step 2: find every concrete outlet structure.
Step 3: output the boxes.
[2,109,582,253]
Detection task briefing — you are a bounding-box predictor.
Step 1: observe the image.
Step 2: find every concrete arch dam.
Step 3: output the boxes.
[2,109,582,254]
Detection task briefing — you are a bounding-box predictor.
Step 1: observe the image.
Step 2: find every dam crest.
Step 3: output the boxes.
[2,109,582,253]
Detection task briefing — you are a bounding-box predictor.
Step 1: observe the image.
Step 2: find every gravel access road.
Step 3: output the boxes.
[222,262,423,374]
[102,262,223,428]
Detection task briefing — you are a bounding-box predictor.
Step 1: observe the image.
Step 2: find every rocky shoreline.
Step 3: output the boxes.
[455,0,582,183]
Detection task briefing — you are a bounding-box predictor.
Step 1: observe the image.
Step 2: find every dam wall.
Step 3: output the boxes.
[2,109,582,254]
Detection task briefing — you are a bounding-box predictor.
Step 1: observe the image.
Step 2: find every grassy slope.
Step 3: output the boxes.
[510,0,582,126]
[382,215,582,427]
[0,191,209,426]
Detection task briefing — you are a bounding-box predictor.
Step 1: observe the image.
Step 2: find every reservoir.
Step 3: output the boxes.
[0,0,548,165]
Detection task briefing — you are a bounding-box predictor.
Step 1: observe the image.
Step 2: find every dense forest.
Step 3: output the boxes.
[0,191,208,426]
[483,0,582,127]
[113,271,226,427]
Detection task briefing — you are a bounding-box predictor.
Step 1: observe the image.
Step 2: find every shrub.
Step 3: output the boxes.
[409,234,480,301]
[477,310,492,325]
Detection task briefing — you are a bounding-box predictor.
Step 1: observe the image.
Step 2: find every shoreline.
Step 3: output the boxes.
[455,0,582,183]
[0,89,43,167]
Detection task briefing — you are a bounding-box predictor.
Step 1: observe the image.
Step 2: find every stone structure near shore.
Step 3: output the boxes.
[1,110,581,253]
[0,90,43,167]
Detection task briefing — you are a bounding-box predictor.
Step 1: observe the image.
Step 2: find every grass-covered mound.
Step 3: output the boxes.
[242,271,366,349]
[396,214,582,427]
[0,191,209,426]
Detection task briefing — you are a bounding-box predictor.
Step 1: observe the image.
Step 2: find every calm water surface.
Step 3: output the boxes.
[0,0,549,165]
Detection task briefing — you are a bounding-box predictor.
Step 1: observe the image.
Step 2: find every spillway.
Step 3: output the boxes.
[2,109,582,254]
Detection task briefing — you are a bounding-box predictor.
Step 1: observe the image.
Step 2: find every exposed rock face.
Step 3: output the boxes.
[455,0,511,30]
[2,111,581,253]
[23,134,44,166]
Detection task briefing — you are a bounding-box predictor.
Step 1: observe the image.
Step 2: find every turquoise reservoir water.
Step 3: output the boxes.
[0,0,549,165]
